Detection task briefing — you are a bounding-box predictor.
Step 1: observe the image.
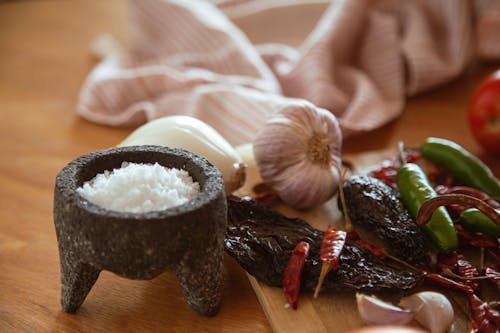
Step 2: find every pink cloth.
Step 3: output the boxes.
[78,0,500,145]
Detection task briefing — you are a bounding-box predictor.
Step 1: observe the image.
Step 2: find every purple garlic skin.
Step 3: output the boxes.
[253,102,342,209]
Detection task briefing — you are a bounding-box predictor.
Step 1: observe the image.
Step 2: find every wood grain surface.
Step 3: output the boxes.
[0,1,498,332]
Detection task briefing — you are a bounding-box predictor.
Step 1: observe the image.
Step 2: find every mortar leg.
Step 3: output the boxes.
[60,261,100,312]
[175,239,224,316]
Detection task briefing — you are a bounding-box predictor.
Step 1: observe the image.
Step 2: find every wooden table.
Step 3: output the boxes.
[0,1,498,332]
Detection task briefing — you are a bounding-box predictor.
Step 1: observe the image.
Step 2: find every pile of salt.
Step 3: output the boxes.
[77,162,200,213]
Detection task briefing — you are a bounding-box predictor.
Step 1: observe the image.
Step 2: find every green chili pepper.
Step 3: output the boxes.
[421,137,500,198]
[459,208,500,238]
[397,163,458,253]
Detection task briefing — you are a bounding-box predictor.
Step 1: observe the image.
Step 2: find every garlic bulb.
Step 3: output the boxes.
[399,292,454,333]
[118,115,246,194]
[356,293,415,326]
[253,103,342,209]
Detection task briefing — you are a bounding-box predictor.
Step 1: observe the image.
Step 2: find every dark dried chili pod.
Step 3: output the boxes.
[225,196,425,294]
[339,175,429,266]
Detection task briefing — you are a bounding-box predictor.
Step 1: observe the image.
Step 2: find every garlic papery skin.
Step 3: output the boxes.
[399,292,454,333]
[356,293,415,326]
[252,103,342,209]
[118,115,246,194]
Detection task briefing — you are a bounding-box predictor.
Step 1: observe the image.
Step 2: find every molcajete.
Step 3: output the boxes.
[53,145,227,316]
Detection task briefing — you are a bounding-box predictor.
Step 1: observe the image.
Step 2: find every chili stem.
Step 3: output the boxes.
[338,169,352,232]
[480,248,485,271]
[382,250,420,272]
[313,262,332,299]
[397,141,406,165]
[441,268,491,281]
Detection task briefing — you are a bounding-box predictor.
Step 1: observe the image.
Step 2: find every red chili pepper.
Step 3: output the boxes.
[425,272,474,294]
[283,241,310,310]
[314,225,346,298]
[319,225,346,271]
[369,163,398,185]
[487,248,500,262]
[484,263,500,287]
[346,230,360,240]
[427,166,455,187]
[456,252,481,293]
[456,225,499,248]
[469,293,500,332]
[253,191,280,206]
[355,239,387,259]
[346,231,387,259]
[437,251,481,293]
[437,251,459,272]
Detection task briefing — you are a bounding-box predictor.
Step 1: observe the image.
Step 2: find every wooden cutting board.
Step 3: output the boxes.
[234,145,472,333]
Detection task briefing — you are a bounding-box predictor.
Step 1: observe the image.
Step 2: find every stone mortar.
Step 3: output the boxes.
[53,145,227,316]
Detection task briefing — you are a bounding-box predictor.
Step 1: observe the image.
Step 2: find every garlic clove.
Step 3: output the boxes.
[253,102,342,209]
[118,115,245,194]
[356,293,415,326]
[399,292,454,333]
[345,326,428,333]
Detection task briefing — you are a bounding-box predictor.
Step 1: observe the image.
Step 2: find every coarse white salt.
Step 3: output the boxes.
[76,162,200,213]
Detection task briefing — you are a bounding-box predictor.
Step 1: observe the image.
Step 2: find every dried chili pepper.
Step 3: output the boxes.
[313,225,346,298]
[456,252,481,293]
[484,263,500,287]
[369,150,422,186]
[226,196,424,293]
[424,272,474,294]
[437,251,481,292]
[283,241,310,310]
[455,225,499,248]
[487,248,500,262]
[468,293,500,332]
[437,251,459,272]
[253,191,280,206]
[346,231,387,259]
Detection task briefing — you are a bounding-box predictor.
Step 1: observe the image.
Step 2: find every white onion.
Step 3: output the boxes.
[118,115,246,194]
[356,293,415,326]
[399,292,454,333]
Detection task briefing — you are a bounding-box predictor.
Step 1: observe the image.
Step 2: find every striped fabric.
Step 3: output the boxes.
[77,0,500,145]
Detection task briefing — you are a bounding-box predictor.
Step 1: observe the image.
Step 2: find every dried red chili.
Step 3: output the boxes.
[437,251,459,272]
[314,225,346,298]
[487,248,500,262]
[456,252,481,293]
[253,190,280,206]
[468,293,500,332]
[424,272,474,294]
[368,150,423,186]
[283,241,310,310]
[437,251,481,293]
[484,263,500,287]
[346,231,387,259]
[456,225,499,249]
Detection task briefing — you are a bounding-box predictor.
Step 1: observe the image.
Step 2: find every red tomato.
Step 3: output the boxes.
[468,70,500,156]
